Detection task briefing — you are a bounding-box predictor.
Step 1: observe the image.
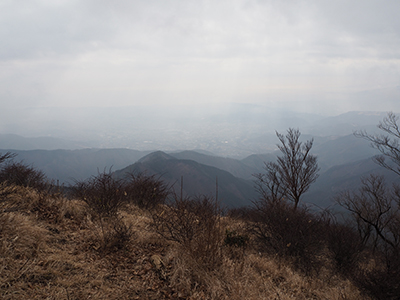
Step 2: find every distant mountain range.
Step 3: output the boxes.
[304,111,387,136]
[306,157,399,209]
[112,149,395,209]
[0,108,393,157]
[0,136,392,209]
[0,134,88,150]
[170,150,259,180]
[0,148,149,184]
[0,110,397,209]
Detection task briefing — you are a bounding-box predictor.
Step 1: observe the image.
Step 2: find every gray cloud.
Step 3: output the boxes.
[1,0,400,115]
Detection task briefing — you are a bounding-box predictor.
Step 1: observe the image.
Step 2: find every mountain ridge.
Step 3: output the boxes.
[114,151,257,208]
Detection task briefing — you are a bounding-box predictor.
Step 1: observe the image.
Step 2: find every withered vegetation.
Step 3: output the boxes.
[5,110,400,300]
[1,163,369,300]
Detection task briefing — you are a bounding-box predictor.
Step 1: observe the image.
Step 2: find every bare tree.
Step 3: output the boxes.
[255,128,319,210]
[337,174,399,251]
[253,162,287,204]
[356,112,400,176]
[343,113,400,249]
[337,113,400,298]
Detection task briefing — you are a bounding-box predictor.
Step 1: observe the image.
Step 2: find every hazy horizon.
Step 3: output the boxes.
[2,0,400,154]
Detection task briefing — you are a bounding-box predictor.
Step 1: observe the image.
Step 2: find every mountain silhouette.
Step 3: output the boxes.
[114,151,257,208]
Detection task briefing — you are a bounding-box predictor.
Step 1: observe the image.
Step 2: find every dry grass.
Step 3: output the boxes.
[0,187,369,300]
[160,245,365,300]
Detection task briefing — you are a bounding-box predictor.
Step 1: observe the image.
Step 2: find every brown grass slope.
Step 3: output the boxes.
[1,186,367,300]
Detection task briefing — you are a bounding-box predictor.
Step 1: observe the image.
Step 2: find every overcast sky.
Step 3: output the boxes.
[2,0,400,116]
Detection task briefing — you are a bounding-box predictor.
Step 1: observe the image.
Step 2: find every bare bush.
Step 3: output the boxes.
[224,229,249,261]
[72,170,127,219]
[100,216,133,252]
[352,253,400,300]
[72,170,133,252]
[249,198,325,274]
[337,174,400,299]
[124,172,169,210]
[152,194,223,270]
[0,152,16,165]
[325,220,364,274]
[0,161,47,192]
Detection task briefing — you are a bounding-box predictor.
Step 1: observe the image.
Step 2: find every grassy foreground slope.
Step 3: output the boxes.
[1,186,366,300]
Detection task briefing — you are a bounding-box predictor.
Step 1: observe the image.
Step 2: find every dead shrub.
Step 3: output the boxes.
[249,198,325,274]
[0,161,48,192]
[81,215,134,254]
[352,251,400,300]
[325,221,364,274]
[336,175,400,298]
[72,170,127,219]
[72,170,133,253]
[124,172,170,210]
[101,216,133,252]
[224,229,249,261]
[152,194,223,271]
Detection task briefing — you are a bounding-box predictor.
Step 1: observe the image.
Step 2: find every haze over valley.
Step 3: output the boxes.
[0,105,389,157]
[1,108,396,209]
[2,0,400,209]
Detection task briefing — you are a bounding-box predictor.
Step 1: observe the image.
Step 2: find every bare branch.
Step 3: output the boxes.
[355,112,400,175]
[0,152,16,165]
[254,128,319,210]
[336,174,399,251]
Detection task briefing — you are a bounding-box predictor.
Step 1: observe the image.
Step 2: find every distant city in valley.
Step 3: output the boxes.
[0,104,391,157]
[0,106,397,209]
